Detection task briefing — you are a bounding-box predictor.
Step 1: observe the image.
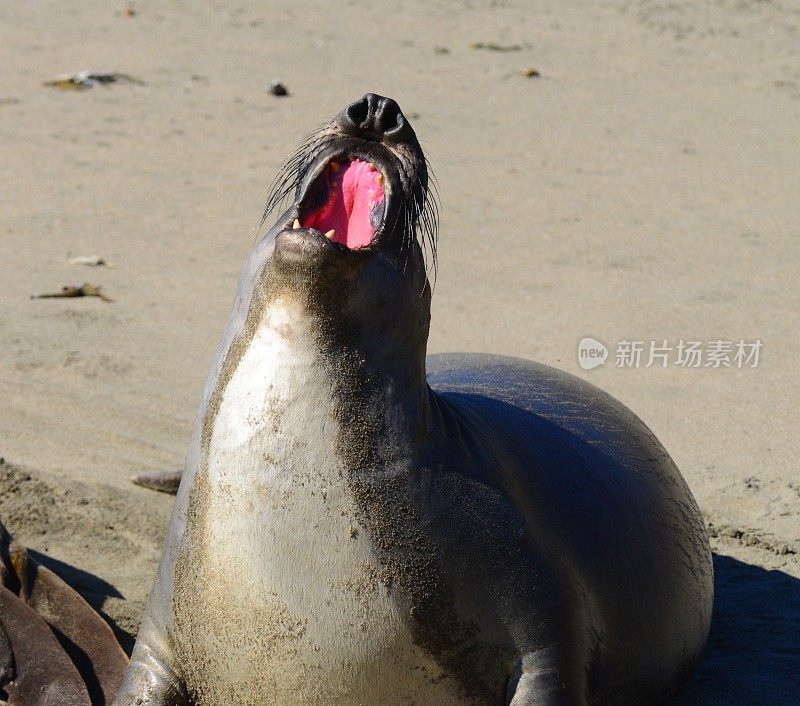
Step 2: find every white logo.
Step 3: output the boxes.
[578,337,608,370]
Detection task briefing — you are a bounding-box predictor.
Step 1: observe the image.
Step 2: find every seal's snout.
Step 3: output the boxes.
[265,94,436,276]
[336,93,416,146]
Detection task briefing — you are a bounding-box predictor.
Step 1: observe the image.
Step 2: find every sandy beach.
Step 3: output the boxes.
[1,0,798,702]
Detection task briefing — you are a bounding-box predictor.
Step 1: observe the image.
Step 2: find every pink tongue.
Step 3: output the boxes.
[301,159,384,248]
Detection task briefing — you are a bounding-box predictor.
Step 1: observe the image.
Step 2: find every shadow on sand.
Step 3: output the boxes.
[28,549,123,603]
[676,553,800,704]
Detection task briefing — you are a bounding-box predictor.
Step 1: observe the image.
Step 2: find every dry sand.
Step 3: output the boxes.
[1,0,798,702]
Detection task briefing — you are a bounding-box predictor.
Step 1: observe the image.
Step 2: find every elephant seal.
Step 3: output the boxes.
[114,94,713,705]
[0,518,128,705]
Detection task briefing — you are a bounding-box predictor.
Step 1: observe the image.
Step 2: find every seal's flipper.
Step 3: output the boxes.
[21,561,128,704]
[130,471,183,494]
[0,585,90,705]
[0,620,14,686]
[113,640,189,706]
[506,649,589,706]
[0,520,128,704]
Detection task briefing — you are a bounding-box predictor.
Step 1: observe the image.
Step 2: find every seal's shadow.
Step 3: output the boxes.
[675,553,800,704]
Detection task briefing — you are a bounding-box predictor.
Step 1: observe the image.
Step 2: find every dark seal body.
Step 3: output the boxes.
[113,95,712,706]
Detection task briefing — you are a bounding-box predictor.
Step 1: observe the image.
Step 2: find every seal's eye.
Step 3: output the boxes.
[301,159,385,249]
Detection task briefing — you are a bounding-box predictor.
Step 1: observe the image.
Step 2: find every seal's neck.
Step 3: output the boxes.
[260,294,433,461]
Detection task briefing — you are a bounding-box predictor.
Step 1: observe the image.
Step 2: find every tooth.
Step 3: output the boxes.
[324,229,335,240]
[367,162,375,171]
[376,174,383,185]
[293,218,301,229]
[330,162,340,173]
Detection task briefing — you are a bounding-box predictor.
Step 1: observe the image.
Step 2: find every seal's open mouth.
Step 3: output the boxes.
[267,94,437,269]
[298,158,386,249]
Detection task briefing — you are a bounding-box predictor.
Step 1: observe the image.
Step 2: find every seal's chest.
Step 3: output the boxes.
[179,324,465,704]
[196,420,462,704]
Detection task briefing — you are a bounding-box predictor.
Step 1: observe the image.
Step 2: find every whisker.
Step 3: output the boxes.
[261,122,332,228]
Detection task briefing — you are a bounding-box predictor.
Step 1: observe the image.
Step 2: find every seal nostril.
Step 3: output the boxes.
[344,97,370,130]
[335,93,417,145]
[384,114,406,140]
[376,99,402,135]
